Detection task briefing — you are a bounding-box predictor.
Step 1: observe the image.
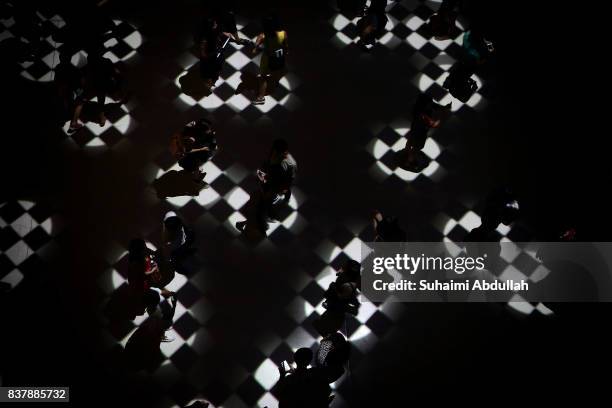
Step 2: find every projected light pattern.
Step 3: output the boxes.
[0,11,69,82]
[0,200,60,291]
[61,97,135,149]
[174,19,300,121]
[97,240,217,408]
[366,124,446,183]
[0,13,142,82]
[215,225,404,408]
[433,198,554,316]
[149,149,307,241]
[329,0,488,112]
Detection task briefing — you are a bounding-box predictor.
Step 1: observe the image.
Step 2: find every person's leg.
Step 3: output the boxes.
[254,74,268,103]
[69,101,84,131]
[97,91,107,126]
[254,55,270,104]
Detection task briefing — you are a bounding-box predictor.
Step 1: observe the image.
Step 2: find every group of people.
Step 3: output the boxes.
[134,0,498,405]
[123,211,195,369]
[194,7,289,105]
[0,1,129,133]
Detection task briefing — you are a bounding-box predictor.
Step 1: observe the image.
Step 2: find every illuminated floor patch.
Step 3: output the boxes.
[61,97,135,150]
[366,122,451,184]
[0,13,142,82]
[328,0,488,112]
[0,200,61,291]
[97,239,215,408]
[149,149,307,242]
[432,197,554,316]
[173,19,300,121]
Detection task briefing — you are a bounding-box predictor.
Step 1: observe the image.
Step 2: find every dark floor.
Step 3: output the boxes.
[1,1,612,407]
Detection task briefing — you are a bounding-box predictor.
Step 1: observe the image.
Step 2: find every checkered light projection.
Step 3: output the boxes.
[174,19,300,120]
[433,198,554,316]
[366,123,451,184]
[149,149,307,241]
[0,200,60,291]
[61,97,135,149]
[0,13,142,82]
[329,0,488,112]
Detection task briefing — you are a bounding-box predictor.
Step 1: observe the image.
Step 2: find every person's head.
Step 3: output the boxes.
[326,331,346,345]
[164,214,182,233]
[271,138,289,157]
[342,260,361,279]
[128,238,147,261]
[202,16,218,32]
[294,347,313,369]
[262,13,282,35]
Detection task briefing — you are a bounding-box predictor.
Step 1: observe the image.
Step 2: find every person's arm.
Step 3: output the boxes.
[186,146,210,153]
[252,33,264,55]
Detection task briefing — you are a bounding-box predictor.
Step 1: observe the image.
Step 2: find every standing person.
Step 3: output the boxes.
[55,52,86,133]
[402,93,451,169]
[257,138,297,223]
[196,16,228,91]
[235,139,297,235]
[161,211,195,272]
[83,49,121,127]
[127,239,174,300]
[252,14,288,105]
[258,138,297,201]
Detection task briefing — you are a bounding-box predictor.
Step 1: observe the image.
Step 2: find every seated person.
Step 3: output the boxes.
[173,118,218,185]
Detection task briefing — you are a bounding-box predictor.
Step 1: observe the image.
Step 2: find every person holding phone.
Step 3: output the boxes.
[276,348,331,408]
[252,14,288,105]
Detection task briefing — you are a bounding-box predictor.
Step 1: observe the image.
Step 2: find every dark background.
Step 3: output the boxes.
[1,0,611,407]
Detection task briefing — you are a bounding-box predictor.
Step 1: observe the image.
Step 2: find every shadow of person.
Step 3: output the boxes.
[235,69,287,99]
[178,62,212,100]
[79,100,124,125]
[153,170,207,199]
[235,193,268,242]
[235,71,259,98]
[123,317,167,372]
[103,283,144,324]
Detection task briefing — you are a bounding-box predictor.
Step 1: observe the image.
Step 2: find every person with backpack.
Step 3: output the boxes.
[252,14,288,105]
